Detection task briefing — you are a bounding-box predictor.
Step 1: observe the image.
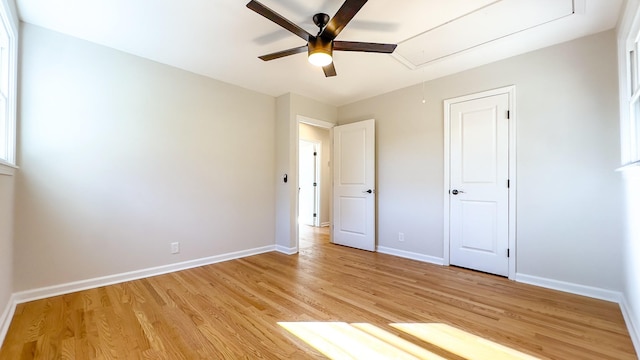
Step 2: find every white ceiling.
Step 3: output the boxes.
[16,0,624,106]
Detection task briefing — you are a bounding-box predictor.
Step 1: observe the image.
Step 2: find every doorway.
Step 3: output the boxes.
[299,139,320,227]
[297,120,332,249]
[443,86,517,279]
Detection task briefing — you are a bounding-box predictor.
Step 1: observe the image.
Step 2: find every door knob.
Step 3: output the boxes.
[363,189,374,194]
[451,189,465,195]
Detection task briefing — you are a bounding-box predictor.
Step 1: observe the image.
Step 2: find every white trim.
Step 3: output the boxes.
[297,115,334,129]
[0,160,16,175]
[320,222,330,227]
[515,273,622,303]
[377,246,444,266]
[12,245,276,304]
[275,245,298,255]
[617,160,640,172]
[0,0,17,166]
[620,295,640,356]
[0,294,17,347]
[443,98,451,265]
[619,0,640,166]
[442,85,517,279]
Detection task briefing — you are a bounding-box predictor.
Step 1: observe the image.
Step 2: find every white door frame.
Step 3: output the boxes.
[443,86,517,280]
[295,115,335,251]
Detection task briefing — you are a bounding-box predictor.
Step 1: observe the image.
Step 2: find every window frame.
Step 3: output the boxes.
[0,0,17,175]
[619,0,640,169]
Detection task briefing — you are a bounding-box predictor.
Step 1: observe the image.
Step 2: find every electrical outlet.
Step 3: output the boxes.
[398,232,404,242]
[171,242,180,254]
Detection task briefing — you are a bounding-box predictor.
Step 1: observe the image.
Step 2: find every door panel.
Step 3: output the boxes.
[338,197,367,234]
[460,201,497,252]
[333,119,375,251]
[450,94,509,276]
[339,129,366,184]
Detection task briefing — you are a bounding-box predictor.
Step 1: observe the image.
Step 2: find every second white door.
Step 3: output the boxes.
[449,93,510,276]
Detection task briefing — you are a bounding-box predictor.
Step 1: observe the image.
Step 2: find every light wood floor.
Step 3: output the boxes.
[1,229,636,359]
[299,224,330,249]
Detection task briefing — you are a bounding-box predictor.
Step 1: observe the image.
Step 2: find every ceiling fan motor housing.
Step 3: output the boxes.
[308,36,333,66]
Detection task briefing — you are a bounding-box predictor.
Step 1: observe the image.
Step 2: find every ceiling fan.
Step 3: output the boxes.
[246,0,397,77]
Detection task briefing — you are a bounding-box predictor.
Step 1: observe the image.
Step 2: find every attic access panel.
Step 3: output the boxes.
[392,0,575,69]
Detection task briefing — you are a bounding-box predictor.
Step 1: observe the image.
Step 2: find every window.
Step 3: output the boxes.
[0,0,16,171]
[621,2,640,167]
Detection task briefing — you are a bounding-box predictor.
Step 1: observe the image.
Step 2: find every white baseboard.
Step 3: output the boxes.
[619,295,640,356]
[320,222,330,227]
[13,245,276,304]
[275,245,298,255]
[377,246,444,266]
[515,273,622,303]
[0,294,17,348]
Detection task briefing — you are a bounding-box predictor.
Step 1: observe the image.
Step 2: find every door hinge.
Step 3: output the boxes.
[507,179,510,188]
[313,182,317,187]
[313,151,317,156]
[507,110,510,119]
[507,249,510,258]
[313,213,317,218]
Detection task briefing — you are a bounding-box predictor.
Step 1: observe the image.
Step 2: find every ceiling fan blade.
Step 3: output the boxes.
[247,1,312,42]
[334,41,397,53]
[323,63,337,77]
[322,0,368,40]
[259,45,308,61]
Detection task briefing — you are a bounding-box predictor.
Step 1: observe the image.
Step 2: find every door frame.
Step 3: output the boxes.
[294,115,335,251]
[443,86,517,280]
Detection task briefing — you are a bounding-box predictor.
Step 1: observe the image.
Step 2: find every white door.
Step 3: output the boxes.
[449,93,510,276]
[299,140,319,227]
[332,119,376,251]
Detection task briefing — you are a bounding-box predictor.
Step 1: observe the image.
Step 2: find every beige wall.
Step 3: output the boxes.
[339,30,623,291]
[14,24,276,291]
[0,174,14,318]
[299,123,331,226]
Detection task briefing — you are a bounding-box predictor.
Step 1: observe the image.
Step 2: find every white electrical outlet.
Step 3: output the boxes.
[398,232,405,242]
[171,242,180,254]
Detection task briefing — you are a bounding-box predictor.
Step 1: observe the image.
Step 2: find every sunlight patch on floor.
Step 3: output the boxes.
[392,323,539,360]
[279,322,540,360]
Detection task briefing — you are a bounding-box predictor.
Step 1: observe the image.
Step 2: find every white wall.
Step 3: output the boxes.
[299,123,331,226]
[339,30,624,291]
[14,24,276,291]
[274,93,336,250]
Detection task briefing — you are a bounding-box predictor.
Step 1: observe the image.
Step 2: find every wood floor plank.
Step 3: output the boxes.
[1,226,636,359]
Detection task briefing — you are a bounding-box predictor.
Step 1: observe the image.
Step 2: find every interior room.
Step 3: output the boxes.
[0,0,639,358]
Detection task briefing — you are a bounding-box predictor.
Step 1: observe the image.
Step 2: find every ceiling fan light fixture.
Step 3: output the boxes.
[308,37,333,67]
